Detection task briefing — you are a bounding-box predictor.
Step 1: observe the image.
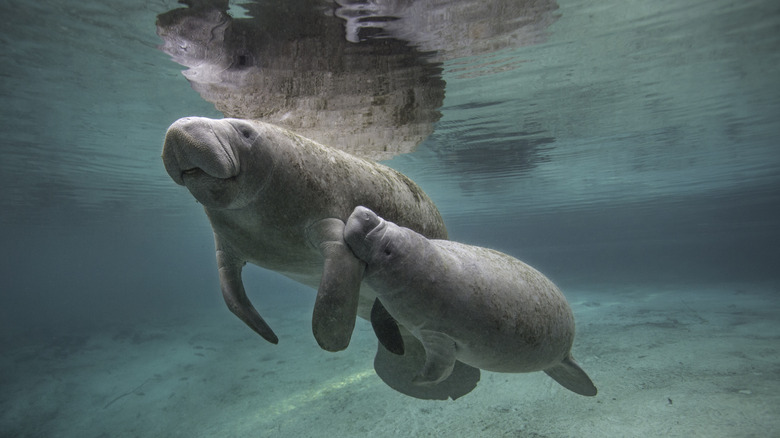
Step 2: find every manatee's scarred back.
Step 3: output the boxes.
[256,123,447,240]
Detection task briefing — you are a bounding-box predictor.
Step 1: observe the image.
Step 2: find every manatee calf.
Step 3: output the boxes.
[161,117,447,352]
[344,206,597,396]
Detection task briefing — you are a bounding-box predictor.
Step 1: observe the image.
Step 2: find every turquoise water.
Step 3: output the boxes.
[1,0,778,436]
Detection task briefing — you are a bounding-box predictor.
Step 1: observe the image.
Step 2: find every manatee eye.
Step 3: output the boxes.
[241,129,252,138]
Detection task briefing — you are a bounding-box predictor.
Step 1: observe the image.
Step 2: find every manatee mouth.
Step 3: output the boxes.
[180,167,206,181]
[174,166,209,186]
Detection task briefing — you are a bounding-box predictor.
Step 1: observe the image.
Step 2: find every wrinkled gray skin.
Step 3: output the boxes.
[345,206,597,396]
[161,117,447,352]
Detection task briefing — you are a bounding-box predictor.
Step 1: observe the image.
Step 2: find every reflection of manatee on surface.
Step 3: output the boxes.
[334,0,559,62]
[156,0,445,161]
[156,0,559,160]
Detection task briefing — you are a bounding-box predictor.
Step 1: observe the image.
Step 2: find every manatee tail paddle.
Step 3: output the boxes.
[544,355,597,396]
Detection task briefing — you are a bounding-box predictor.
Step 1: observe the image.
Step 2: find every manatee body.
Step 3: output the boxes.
[161,117,447,352]
[344,206,597,396]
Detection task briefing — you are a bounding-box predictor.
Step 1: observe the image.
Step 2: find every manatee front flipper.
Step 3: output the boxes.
[216,245,278,344]
[307,218,365,352]
[373,330,480,400]
[544,354,598,396]
[370,298,404,355]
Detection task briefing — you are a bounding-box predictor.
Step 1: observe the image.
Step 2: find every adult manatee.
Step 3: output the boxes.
[161,116,447,352]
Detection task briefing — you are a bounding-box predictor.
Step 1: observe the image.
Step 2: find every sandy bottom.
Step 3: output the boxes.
[1,282,778,437]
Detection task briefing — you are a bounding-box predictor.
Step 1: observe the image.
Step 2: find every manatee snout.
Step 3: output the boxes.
[162,117,240,185]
